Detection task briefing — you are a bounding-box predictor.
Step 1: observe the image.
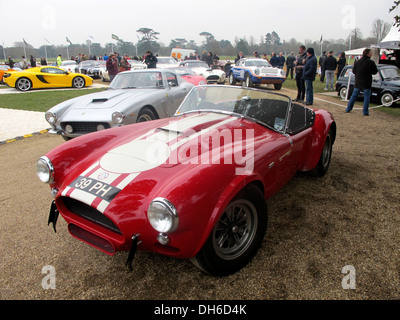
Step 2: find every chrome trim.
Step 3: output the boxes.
[149,197,179,233]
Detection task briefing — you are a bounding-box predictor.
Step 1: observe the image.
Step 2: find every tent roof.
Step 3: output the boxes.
[345,47,367,56]
[378,24,400,49]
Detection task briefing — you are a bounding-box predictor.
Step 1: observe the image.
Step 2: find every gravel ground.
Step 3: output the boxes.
[0,90,399,301]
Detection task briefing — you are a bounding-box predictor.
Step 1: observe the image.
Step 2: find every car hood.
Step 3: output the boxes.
[68,89,158,110]
[49,112,269,214]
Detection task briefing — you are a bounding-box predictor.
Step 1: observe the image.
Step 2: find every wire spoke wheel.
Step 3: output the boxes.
[212,200,257,260]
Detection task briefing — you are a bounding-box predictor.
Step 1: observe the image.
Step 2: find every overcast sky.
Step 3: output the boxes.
[1,0,397,49]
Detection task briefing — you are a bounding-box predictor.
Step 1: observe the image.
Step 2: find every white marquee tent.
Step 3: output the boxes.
[378,24,400,50]
[345,47,367,56]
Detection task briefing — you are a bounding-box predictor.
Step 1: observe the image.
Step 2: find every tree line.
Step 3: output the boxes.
[1,19,391,61]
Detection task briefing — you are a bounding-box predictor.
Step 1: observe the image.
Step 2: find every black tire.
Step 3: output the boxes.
[381,92,394,107]
[274,83,282,90]
[136,107,157,123]
[339,86,352,100]
[62,136,73,141]
[311,129,333,177]
[72,76,85,88]
[191,184,268,276]
[16,77,32,91]
[228,73,236,85]
[244,74,253,87]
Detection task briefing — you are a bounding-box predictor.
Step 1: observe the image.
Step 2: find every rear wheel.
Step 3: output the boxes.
[16,77,32,91]
[339,86,351,100]
[191,185,268,276]
[311,129,333,177]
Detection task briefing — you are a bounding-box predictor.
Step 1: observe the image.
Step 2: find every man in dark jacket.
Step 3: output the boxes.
[346,48,378,116]
[319,51,327,82]
[144,51,158,68]
[106,53,119,82]
[294,45,307,102]
[302,47,318,106]
[324,51,337,91]
[286,52,296,79]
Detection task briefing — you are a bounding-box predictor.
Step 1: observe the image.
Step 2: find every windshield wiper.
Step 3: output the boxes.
[120,86,137,89]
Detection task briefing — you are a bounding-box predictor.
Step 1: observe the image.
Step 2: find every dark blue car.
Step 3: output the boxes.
[336,64,400,107]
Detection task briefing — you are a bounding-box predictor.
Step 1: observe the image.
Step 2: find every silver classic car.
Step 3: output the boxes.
[45,69,194,140]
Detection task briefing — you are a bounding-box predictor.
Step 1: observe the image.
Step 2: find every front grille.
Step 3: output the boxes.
[207,75,220,81]
[61,122,110,133]
[62,197,122,234]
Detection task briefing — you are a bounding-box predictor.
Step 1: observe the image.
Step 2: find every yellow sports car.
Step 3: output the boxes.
[3,66,93,91]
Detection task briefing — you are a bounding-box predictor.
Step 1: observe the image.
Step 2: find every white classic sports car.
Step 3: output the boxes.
[228,58,286,90]
[58,60,78,73]
[45,69,194,140]
[155,56,179,69]
[179,60,226,84]
[100,60,147,82]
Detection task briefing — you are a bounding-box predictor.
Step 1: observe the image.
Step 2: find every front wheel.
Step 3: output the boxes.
[191,185,268,276]
[228,73,236,85]
[72,76,85,88]
[274,83,282,90]
[136,107,157,122]
[244,74,253,87]
[16,77,32,91]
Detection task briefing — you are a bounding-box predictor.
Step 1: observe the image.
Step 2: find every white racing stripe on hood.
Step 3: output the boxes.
[62,112,238,213]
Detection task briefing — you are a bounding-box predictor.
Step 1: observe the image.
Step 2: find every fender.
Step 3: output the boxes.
[299,110,336,172]
[190,173,264,257]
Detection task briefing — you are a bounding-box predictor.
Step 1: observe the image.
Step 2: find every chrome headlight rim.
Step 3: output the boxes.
[147,197,179,233]
[45,111,57,126]
[36,156,54,184]
[112,111,125,124]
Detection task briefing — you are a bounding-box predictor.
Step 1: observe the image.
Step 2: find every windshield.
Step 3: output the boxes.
[381,66,400,80]
[168,67,195,76]
[157,57,177,64]
[109,71,164,89]
[175,86,291,132]
[182,61,209,68]
[245,59,272,67]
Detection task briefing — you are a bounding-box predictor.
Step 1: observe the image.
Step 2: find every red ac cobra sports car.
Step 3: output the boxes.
[37,85,336,276]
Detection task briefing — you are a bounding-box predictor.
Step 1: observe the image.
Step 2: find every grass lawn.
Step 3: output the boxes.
[0,87,107,112]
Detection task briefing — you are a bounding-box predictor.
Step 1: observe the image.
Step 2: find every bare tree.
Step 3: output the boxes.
[371,19,391,42]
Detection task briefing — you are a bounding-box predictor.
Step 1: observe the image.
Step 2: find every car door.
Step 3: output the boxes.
[371,69,383,101]
[232,60,245,80]
[39,67,68,87]
[164,72,191,116]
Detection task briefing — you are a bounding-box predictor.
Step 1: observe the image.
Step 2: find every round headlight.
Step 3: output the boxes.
[45,112,57,126]
[97,124,106,131]
[254,68,260,75]
[147,198,179,233]
[199,80,206,86]
[36,156,54,184]
[112,111,124,124]
[65,124,73,133]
